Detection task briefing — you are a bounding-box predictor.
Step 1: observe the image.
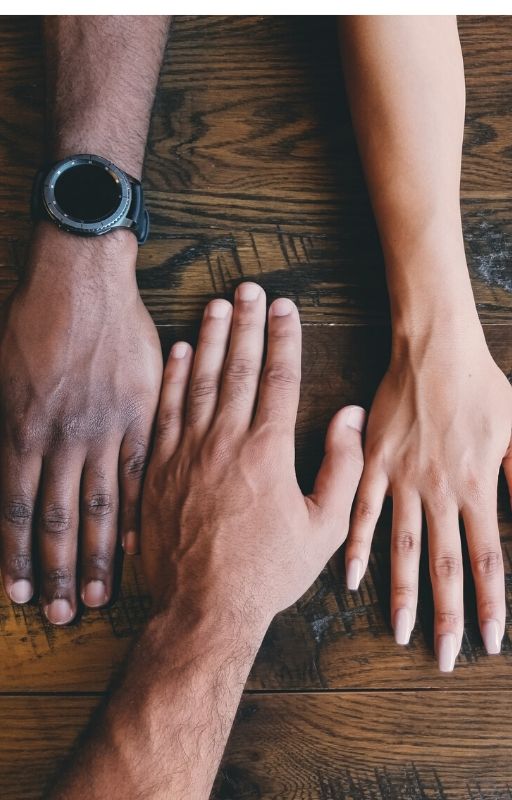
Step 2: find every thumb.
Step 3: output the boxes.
[309,405,366,539]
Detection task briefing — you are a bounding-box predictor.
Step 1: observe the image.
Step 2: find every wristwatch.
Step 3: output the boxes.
[31,153,150,244]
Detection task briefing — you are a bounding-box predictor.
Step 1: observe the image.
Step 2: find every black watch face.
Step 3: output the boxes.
[54,164,122,222]
[42,155,132,235]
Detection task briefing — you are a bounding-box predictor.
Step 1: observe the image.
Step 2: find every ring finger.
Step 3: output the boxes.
[425,501,464,672]
[38,454,83,625]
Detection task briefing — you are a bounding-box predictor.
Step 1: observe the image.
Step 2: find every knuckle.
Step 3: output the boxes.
[393,583,417,600]
[224,357,258,382]
[425,467,452,510]
[478,599,503,620]
[40,504,73,537]
[233,318,260,333]
[82,492,114,519]
[188,378,218,403]
[432,554,462,580]
[122,442,148,482]
[263,362,299,390]
[156,409,182,439]
[339,443,364,471]
[392,530,419,556]
[472,549,502,578]
[51,413,82,445]
[462,472,487,507]
[436,610,460,627]
[353,497,375,523]
[6,551,32,575]
[85,552,112,574]
[45,567,73,590]
[3,497,33,527]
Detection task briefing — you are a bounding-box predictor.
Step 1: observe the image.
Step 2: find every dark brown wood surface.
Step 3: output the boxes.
[0,14,511,800]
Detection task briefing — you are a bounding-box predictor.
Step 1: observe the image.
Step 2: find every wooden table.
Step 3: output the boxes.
[0,16,511,800]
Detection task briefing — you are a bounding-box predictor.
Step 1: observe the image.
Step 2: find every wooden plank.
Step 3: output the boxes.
[0,323,509,693]
[0,692,511,799]
[1,16,512,199]
[1,19,511,323]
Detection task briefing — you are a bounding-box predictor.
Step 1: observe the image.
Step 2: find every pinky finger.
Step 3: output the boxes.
[345,466,388,591]
[154,341,194,462]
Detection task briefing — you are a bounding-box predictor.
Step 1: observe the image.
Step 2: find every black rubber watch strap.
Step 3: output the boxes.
[128,181,150,244]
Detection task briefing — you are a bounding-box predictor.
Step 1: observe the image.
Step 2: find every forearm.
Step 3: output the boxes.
[339,16,481,342]
[44,15,170,178]
[26,17,170,290]
[49,598,268,800]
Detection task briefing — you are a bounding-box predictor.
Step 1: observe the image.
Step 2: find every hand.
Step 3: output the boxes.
[0,223,163,623]
[141,282,365,627]
[344,321,512,670]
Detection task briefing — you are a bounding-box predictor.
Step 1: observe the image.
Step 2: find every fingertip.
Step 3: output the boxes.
[82,580,108,609]
[122,530,139,555]
[169,341,191,360]
[269,297,296,317]
[44,598,75,626]
[346,405,367,432]
[236,282,263,303]
[8,579,33,605]
[346,557,364,591]
[325,406,366,455]
[206,298,232,319]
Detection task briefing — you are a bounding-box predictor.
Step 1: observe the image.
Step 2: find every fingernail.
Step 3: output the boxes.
[437,633,457,672]
[171,342,189,359]
[123,530,138,555]
[271,297,294,316]
[481,619,501,655]
[45,599,73,626]
[82,580,107,608]
[9,579,33,604]
[393,608,413,646]
[346,558,363,591]
[346,406,366,432]
[207,299,231,319]
[237,282,260,302]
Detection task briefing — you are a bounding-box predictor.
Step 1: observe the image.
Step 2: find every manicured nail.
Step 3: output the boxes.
[271,297,294,316]
[123,530,138,555]
[45,599,73,626]
[437,633,457,672]
[9,579,33,604]
[346,558,363,591]
[171,342,189,359]
[393,608,413,646]
[481,619,501,655]
[207,299,231,319]
[237,282,260,302]
[346,406,366,432]
[82,580,107,608]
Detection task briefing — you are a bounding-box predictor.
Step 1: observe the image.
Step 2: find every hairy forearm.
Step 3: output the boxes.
[49,599,267,800]
[339,16,481,339]
[43,15,170,178]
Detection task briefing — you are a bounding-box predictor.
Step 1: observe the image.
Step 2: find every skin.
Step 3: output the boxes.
[339,16,512,670]
[47,283,366,800]
[0,17,170,623]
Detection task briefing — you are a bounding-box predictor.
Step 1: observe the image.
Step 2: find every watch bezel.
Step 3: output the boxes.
[42,154,132,236]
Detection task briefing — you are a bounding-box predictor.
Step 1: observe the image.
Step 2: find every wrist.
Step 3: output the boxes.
[391,311,488,370]
[147,590,271,663]
[26,221,138,284]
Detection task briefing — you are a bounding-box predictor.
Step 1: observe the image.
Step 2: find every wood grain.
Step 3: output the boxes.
[0,14,511,800]
[1,693,511,800]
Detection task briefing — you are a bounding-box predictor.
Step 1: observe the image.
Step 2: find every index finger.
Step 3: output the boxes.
[252,298,301,432]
